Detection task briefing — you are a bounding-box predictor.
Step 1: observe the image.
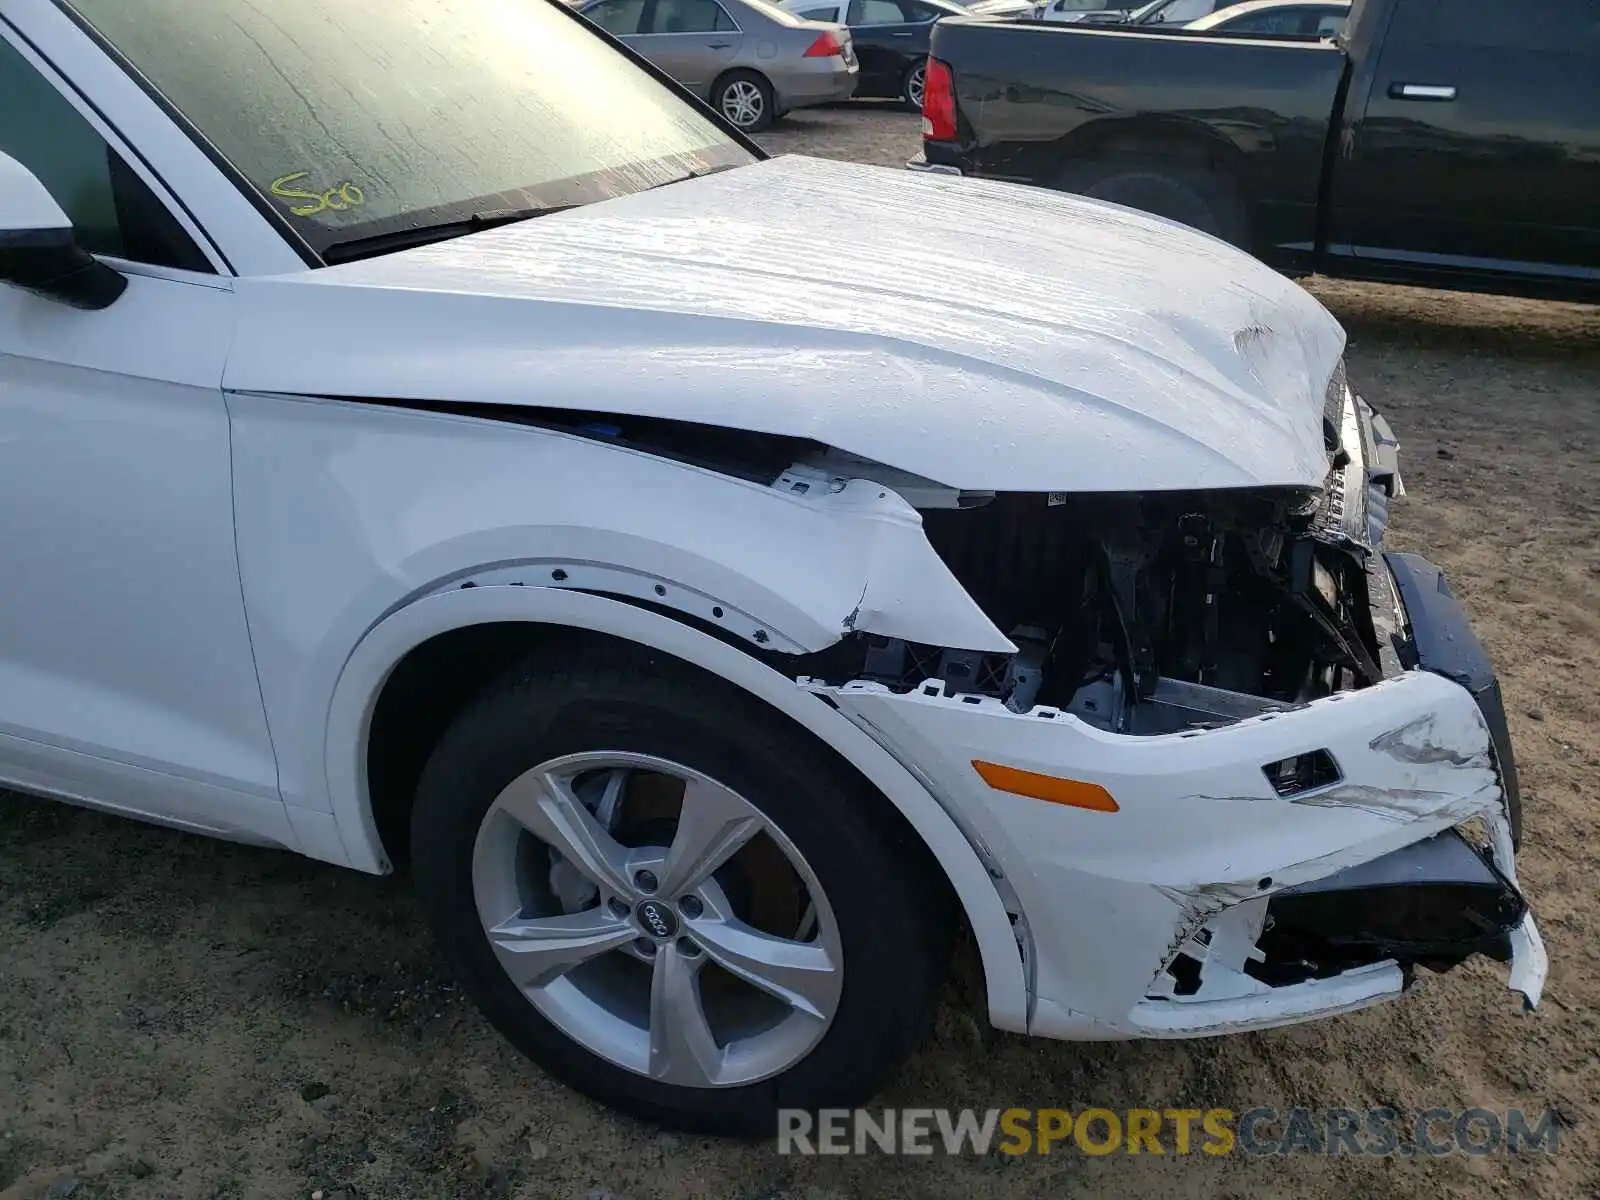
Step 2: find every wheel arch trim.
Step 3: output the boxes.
[1053,113,1249,176]
[324,583,1031,1033]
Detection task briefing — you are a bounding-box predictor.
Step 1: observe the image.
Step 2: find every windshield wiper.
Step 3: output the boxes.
[321,204,582,265]
[321,165,745,265]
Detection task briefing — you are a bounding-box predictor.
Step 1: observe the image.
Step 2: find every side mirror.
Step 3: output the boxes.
[0,152,126,310]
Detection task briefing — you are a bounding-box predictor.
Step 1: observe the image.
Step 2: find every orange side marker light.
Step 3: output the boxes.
[971,760,1120,812]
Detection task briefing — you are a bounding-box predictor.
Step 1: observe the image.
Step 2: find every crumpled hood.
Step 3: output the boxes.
[227,155,1346,492]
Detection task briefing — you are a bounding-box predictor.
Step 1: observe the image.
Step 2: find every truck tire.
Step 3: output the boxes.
[409,651,952,1136]
[1054,155,1250,249]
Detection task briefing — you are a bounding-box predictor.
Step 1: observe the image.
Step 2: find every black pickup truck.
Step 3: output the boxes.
[915,0,1600,301]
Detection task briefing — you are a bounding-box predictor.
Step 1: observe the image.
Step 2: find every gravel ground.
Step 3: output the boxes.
[753,102,923,166]
[3,105,1599,1200]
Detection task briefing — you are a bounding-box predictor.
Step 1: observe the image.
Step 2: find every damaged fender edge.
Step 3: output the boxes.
[816,700,1042,1013]
[325,582,1033,1032]
[413,463,1018,659]
[770,465,1017,654]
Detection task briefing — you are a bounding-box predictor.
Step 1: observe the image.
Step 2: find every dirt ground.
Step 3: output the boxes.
[3,104,1599,1200]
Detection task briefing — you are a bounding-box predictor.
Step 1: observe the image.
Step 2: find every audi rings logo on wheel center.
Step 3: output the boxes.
[635,900,680,940]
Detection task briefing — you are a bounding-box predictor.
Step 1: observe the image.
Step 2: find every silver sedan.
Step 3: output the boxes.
[578,0,858,131]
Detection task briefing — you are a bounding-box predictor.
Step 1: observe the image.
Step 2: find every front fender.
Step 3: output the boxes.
[226,392,1008,816]
[324,583,1031,1034]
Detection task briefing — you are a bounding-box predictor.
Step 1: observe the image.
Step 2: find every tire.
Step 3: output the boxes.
[899,59,927,112]
[1054,154,1250,249]
[712,69,775,133]
[409,649,952,1136]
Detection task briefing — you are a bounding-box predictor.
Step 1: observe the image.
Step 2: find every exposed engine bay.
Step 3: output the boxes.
[798,375,1407,746]
[786,378,1539,1009]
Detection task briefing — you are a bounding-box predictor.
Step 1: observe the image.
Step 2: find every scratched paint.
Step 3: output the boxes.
[1370,711,1494,769]
[1288,781,1498,822]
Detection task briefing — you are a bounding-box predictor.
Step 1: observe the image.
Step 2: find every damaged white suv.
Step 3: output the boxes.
[0,0,1543,1135]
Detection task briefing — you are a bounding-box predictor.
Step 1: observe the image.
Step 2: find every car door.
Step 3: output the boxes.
[1329,0,1600,288]
[640,0,745,94]
[845,0,928,94]
[0,29,285,838]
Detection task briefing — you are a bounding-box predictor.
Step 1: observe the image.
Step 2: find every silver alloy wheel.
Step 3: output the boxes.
[906,62,926,109]
[470,751,844,1088]
[720,79,765,129]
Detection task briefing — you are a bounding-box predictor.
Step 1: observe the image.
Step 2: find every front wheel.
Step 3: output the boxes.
[713,70,775,133]
[900,60,927,112]
[409,652,951,1135]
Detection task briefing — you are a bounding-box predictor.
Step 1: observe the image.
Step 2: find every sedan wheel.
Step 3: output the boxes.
[902,61,927,112]
[716,71,773,132]
[409,652,952,1134]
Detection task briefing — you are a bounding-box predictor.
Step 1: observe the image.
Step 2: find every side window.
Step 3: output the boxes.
[1225,8,1309,33]
[798,5,841,16]
[848,0,909,23]
[652,0,737,31]
[901,0,946,19]
[1421,0,1598,51]
[0,33,207,271]
[585,0,648,33]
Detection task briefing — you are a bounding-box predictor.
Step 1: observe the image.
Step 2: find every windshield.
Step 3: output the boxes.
[60,0,758,259]
[1129,0,1220,20]
[1127,0,1173,19]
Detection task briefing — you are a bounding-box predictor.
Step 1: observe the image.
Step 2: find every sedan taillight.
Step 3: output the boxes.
[804,30,845,56]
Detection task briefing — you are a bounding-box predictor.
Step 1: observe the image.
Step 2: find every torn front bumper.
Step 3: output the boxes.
[806,555,1544,1039]
[1383,551,1523,845]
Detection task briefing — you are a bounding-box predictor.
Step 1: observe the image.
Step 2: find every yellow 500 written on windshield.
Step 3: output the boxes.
[270,172,366,218]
